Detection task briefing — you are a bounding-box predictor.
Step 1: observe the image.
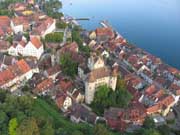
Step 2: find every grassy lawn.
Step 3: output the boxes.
[32,98,121,135]
[33,98,93,133]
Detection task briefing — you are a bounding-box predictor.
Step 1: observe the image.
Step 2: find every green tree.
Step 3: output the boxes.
[116,76,126,90]
[8,118,18,135]
[23,33,30,41]
[0,111,8,133]
[94,124,112,135]
[71,26,91,56]
[0,0,23,9]
[73,130,84,135]
[143,129,161,135]
[17,95,34,112]
[91,80,132,115]
[45,32,64,43]
[6,35,13,44]
[43,0,62,18]
[0,90,7,103]
[16,117,40,135]
[91,85,111,115]
[157,125,171,135]
[143,117,155,129]
[72,26,83,46]
[56,21,67,29]
[40,121,54,135]
[59,53,78,78]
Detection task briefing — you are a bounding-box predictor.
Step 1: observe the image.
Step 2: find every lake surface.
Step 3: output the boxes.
[61,0,180,69]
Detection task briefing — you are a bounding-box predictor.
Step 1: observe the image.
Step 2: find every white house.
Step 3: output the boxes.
[33,17,56,38]
[0,59,35,92]
[42,19,56,37]
[56,93,72,112]
[8,36,44,59]
[23,36,44,59]
[11,16,29,34]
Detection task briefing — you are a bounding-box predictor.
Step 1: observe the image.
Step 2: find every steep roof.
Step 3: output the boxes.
[16,59,31,73]
[0,59,31,86]
[87,66,111,82]
[35,78,54,93]
[0,16,11,26]
[30,36,42,49]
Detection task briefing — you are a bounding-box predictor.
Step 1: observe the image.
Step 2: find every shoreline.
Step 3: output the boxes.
[61,0,180,70]
[63,12,180,71]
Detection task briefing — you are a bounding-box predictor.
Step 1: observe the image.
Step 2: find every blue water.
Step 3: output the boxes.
[61,0,180,69]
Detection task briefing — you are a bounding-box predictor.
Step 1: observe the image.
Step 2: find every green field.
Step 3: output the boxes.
[33,98,94,135]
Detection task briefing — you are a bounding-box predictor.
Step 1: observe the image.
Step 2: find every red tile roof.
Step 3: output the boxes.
[55,92,67,108]
[59,79,73,92]
[0,28,4,36]
[60,42,79,54]
[33,17,54,35]
[46,65,61,76]
[12,16,29,26]
[96,27,114,38]
[0,16,11,26]
[0,16,12,37]
[127,55,139,65]
[147,95,175,114]
[145,84,158,96]
[167,67,179,75]
[16,59,31,73]
[0,59,31,86]
[105,103,146,131]
[30,36,42,49]
[125,74,143,88]
[35,78,53,93]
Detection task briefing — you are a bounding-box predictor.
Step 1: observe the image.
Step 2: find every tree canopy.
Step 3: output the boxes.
[56,21,67,29]
[43,0,63,19]
[59,53,78,78]
[45,32,64,43]
[143,117,155,129]
[72,26,91,56]
[91,77,133,115]
[94,124,113,135]
[8,118,18,135]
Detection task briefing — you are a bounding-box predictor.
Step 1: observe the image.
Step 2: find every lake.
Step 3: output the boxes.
[61,0,180,69]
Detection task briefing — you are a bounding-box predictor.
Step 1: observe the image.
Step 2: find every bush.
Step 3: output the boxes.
[56,21,67,29]
[45,32,64,43]
[59,53,78,78]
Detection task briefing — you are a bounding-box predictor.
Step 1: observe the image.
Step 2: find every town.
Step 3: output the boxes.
[0,0,180,135]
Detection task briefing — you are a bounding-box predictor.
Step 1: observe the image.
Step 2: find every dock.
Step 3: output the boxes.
[100,20,112,28]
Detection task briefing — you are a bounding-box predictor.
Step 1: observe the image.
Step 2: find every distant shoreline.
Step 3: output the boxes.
[61,0,180,69]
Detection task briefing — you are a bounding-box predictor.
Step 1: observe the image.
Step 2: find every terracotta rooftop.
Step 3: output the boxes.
[55,92,67,108]
[59,79,73,92]
[0,16,11,26]
[87,66,111,82]
[146,95,175,115]
[30,36,42,49]
[96,27,114,38]
[35,78,54,93]
[12,16,29,26]
[60,42,79,54]
[46,65,61,76]
[0,59,31,86]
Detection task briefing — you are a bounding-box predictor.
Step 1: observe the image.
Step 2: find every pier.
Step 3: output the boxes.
[100,20,112,28]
